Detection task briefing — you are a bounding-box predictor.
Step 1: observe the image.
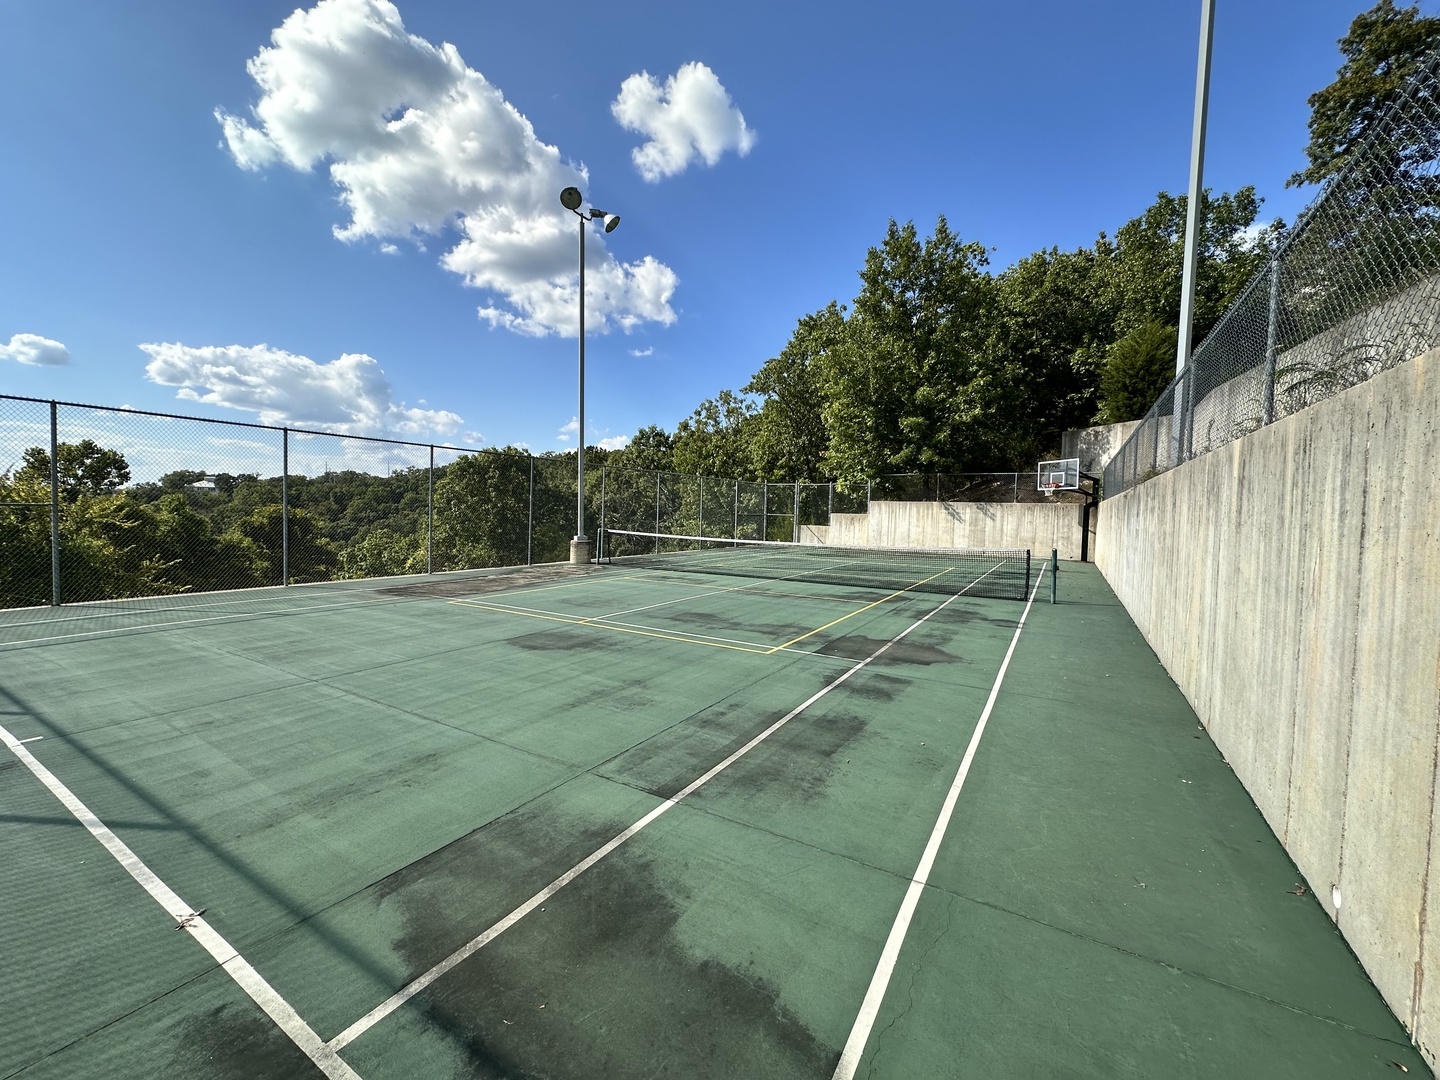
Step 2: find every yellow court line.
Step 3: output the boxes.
[764,566,960,653]
[447,599,772,654]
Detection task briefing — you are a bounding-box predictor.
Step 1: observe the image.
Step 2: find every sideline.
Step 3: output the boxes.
[830,563,1048,1080]
[0,724,363,1080]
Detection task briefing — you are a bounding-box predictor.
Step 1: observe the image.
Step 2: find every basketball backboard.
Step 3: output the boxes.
[1037,458,1081,491]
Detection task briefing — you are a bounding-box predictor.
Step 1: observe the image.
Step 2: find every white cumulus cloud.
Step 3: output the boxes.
[597,435,630,451]
[628,346,653,357]
[612,62,755,182]
[0,333,71,366]
[215,0,676,336]
[140,342,462,436]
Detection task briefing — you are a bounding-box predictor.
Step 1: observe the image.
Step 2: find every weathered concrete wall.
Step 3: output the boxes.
[1061,420,1142,476]
[828,501,1087,560]
[798,524,829,545]
[1096,347,1440,1062]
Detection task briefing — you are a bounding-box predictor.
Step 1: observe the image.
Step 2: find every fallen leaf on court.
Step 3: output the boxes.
[502,1019,512,1025]
[1389,1061,1408,1072]
[1288,885,1308,896]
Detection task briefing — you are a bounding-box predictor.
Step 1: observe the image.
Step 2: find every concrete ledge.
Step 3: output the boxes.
[830,501,1089,560]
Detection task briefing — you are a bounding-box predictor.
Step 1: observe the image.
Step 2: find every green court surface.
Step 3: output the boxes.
[0,561,1427,1079]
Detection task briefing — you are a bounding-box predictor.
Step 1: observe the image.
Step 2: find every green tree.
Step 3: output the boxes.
[431,449,533,569]
[230,505,338,584]
[1099,321,1180,422]
[146,494,264,592]
[671,390,758,478]
[743,303,842,481]
[338,528,426,579]
[817,217,1001,481]
[1289,1,1440,188]
[16,439,131,501]
[608,425,675,473]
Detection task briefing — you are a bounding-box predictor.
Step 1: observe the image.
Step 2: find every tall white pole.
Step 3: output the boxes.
[577,217,587,542]
[1176,0,1215,376]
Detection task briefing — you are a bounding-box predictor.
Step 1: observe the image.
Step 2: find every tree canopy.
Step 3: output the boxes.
[1290,0,1440,188]
[634,186,1276,487]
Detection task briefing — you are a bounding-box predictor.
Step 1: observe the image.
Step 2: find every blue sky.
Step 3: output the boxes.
[0,0,1419,455]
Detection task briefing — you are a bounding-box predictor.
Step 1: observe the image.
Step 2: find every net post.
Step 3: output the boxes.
[48,400,60,607]
[281,428,290,587]
[1051,547,1057,605]
[427,444,434,575]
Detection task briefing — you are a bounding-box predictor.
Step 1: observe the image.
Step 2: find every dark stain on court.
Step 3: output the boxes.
[372,800,837,1078]
[816,634,971,666]
[509,629,619,652]
[171,1000,319,1080]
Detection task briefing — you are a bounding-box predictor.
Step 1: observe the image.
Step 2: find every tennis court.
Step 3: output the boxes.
[0,541,1426,1079]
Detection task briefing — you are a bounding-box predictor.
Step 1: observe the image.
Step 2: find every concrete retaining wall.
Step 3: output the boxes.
[1096,347,1440,1061]
[1061,420,1142,476]
[829,501,1088,560]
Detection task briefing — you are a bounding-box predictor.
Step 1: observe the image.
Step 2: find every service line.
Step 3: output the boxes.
[830,562,1047,1080]
[0,725,363,1080]
[328,588,969,1053]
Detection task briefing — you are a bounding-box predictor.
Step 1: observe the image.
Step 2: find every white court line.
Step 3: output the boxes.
[830,563,1047,1080]
[326,588,969,1053]
[18,735,43,744]
[0,596,406,649]
[0,725,363,1080]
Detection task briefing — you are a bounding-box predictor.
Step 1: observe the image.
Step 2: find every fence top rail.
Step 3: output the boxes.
[1,392,488,454]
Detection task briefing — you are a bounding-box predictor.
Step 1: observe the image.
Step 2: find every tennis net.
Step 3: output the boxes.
[597,529,1032,601]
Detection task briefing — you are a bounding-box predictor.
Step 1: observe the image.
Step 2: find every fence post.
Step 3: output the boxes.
[600,465,607,559]
[655,472,661,551]
[828,482,833,522]
[698,476,704,537]
[527,454,534,566]
[866,479,871,512]
[1262,257,1281,426]
[1013,473,1019,502]
[792,481,800,543]
[733,479,738,539]
[761,482,768,541]
[427,445,434,575]
[281,429,290,587]
[49,401,60,607]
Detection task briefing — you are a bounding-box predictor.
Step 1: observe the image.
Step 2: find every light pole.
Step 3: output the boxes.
[560,185,620,564]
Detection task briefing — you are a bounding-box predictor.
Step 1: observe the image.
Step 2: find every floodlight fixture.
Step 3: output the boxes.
[559,186,583,211]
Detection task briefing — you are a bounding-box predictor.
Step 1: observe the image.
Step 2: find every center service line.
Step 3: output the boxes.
[327,588,970,1053]
[829,563,1047,1080]
[0,725,363,1080]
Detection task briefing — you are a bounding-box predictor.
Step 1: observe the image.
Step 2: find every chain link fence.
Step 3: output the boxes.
[597,466,1079,548]
[1106,53,1440,498]
[0,395,599,611]
[2,393,1090,611]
